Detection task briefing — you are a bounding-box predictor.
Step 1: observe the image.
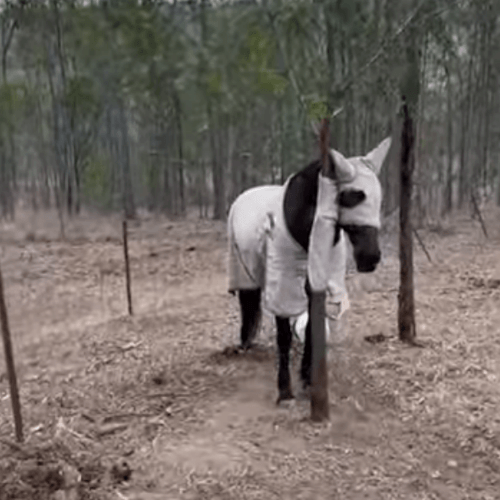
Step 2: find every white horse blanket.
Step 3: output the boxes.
[227,178,348,320]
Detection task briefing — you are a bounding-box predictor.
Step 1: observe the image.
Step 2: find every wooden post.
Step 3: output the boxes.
[0,262,24,442]
[310,118,331,422]
[122,220,133,316]
[398,99,417,344]
[310,288,329,421]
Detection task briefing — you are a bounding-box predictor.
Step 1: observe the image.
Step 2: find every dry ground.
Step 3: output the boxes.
[1,203,500,499]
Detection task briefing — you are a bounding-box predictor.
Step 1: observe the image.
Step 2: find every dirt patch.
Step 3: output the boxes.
[0,439,105,500]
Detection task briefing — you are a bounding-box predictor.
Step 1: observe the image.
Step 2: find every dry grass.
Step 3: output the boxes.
[1,204,500,499]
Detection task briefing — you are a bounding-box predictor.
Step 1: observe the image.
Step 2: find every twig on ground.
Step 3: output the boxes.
[95,423,129,437]
[120,341,143,351]
[413,228,432,263]
[102,412,157,423]
[0,437,31,458]
[55,417,94,444]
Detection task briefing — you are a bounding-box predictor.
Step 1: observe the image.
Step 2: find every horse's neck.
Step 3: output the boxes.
[283,161,322,251]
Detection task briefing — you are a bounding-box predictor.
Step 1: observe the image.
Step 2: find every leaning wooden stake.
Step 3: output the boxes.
[310,118,331,422]
[398,99,417,344]
[122,220,133,316]
[0,261,24,442]
[470,191,488,239]
[413,227,432,263]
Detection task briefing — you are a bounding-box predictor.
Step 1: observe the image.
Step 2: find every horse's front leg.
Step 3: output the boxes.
[276,316,294,403]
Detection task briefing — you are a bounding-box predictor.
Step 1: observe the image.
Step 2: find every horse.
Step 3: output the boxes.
[227,137,392,403]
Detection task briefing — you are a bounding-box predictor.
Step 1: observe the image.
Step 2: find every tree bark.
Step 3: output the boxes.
[444,61,453,213]
[398,101,416,344]
[117,101,136,220]
[0,8,18,220]
[200,0,225,220]
[458,22,478,207]
[173,90,185,215]
[398,7,420,344]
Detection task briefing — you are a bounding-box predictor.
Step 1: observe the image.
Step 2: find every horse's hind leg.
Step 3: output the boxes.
[238,289,262,349]
[276,316,294,402]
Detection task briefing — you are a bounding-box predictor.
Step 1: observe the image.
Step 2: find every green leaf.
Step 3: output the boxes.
[307,98,328,121]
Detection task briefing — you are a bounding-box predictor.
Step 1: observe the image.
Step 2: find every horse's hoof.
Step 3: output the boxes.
[277,398,297,410]
[221,345,246,357]
[276,390,294,405]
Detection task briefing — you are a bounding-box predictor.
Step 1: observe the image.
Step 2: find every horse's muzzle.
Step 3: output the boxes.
[355,252,381,273]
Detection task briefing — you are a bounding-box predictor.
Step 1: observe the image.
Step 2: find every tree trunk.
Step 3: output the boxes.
[51,0,76,216]
[44,37,66,234]
[398,101,416,344]
[1,11,18,220]
[480,19,493,193]
[325,1,336,116]
[398,9,420,344]
[208,103,225,220]
[117,101,136,219]
[414,32,428,226]
[173,90,185,215]
[444,61,453,213]
[458,23,478,207]
[200,0,225,220]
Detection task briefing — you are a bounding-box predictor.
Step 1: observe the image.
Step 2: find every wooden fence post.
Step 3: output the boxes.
[310,118,331,421]
[0,261,23,442]
[310,289,329,421]
[122,220,133,316]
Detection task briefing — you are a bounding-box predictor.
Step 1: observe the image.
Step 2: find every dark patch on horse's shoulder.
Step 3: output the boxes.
[338,189,366,208]
[283,160,323,251]
[288,160,322,191]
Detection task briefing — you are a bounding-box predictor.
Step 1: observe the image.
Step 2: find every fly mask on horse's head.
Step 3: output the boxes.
[329,137,392,273]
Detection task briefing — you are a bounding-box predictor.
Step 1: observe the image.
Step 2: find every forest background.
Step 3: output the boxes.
[0,0,498,226]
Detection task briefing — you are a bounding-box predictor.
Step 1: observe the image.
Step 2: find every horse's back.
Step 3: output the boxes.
[228,185,283,292]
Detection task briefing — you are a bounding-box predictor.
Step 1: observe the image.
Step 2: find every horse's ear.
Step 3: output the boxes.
[330,148,356,183]
[365,137,392,176]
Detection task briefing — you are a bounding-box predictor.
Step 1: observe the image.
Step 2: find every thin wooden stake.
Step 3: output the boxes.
[413,227,432,263]
[310,117,331,422]
[309,288,329,422]
[0,262,24,442]
[398,99,417,344]
[470,191,488,239]
[122,220,133,316]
